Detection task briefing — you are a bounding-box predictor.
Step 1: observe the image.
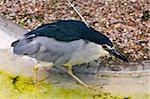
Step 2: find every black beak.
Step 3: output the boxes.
[108,48,129,62]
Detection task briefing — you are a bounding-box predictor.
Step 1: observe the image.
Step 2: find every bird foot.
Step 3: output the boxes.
[37,76,50,83]
[85,85,99,92]
[76,82,102,93]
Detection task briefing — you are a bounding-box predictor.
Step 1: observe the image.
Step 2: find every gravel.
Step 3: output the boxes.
[0,0,149,61]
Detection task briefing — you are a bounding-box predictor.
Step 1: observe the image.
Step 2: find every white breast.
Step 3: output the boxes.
[65,41,109,66]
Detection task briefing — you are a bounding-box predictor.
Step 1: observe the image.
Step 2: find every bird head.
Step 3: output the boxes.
[101,44,129,62]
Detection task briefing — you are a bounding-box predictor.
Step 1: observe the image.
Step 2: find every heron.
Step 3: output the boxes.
[11,20,128,89]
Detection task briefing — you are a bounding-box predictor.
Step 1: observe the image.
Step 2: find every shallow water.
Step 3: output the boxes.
[0,49,150,99]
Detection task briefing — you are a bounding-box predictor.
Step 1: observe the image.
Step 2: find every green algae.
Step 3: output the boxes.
[0,70,126,99]
[0,70,149,99]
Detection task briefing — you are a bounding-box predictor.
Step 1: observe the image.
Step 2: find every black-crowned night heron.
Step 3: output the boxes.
[11,20,128,89]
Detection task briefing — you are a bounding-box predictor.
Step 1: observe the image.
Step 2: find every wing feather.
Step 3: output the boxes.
[24,20,83,41]
[24,20,113,47]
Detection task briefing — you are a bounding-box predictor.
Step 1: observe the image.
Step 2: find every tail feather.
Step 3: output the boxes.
[11,39,20,47]
[11,37,40,55]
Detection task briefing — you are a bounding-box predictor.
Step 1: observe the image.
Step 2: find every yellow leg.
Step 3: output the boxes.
[66,66,98,91]
[67,66,88,87]
[33,64,39,83]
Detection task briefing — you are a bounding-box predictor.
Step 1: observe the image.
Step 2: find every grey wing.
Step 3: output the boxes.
[44,38,75,66]
[36,37,84,66]
[34,50,71,66]
[24,37,74,66]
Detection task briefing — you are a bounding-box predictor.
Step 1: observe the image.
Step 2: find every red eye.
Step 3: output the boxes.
[102,44,107,48]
